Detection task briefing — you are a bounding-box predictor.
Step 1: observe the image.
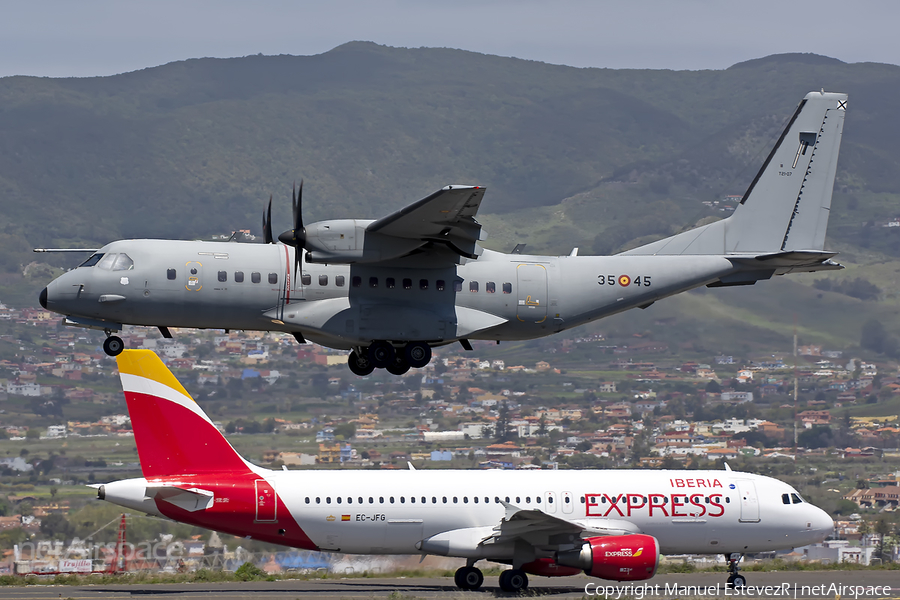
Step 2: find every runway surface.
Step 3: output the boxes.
[2,571,897,599]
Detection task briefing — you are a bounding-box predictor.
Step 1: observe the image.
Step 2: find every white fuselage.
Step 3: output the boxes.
[102,468,833,558]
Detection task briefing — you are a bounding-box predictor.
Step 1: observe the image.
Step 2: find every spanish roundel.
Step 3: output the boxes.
[618,275,631,287]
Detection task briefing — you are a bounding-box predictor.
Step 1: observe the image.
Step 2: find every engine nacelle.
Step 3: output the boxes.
[304,220,425,264]
[556,534,659,582]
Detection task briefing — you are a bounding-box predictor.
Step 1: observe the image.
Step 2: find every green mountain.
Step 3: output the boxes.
[2,42,899,352]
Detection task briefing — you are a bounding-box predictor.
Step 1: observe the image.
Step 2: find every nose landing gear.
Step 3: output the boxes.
[103,334,124,357]
[725,553,746,588]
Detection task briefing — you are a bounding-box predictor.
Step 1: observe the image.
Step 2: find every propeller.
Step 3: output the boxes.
[261,195,274,244]
[277,180,306,277]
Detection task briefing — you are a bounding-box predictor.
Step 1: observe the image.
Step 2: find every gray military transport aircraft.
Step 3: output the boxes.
[39,91,847,376]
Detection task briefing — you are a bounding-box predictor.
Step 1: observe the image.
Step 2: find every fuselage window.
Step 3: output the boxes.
[401,497,406,503]
[549,496,554,504]
[782,494,791,505]
[432,497,437,504]
[473,496,479,504]
[358,497,363,504]
[251,272,261,284]
[218,271,227,282]
[410,496,415,503]
[422,496,426,504]
[726,497,731,503]
[337,497,342,504]
[167,268,176,280]
[505,496,510,503]
[503,282,512,294]
[234,271,244,283]
[486,282,496,293]
[403,278,412,290]
[268,273,278,284]
[368,497,374,503]
[319,275,328,286]
[390,496,395,504]
[112,254,134,271]
[453,497,458,503]
[305,497,309,504]
[79,253,104,268]
[436,280,445,291]
[301,273,311,285]
[470,281,479,293]
[386,277,396,289]
[326,497,331,504]
[443,497,447,503]
[336,275,345,287]
[484,497,489,503]
[352,276,362,287]
[369,277,378,288]
[516,496,521,503]
[420,279,428,290]
[379,496,384,504]
[565,496,570,504]
[347,497,352,504]
[316,497,320,504]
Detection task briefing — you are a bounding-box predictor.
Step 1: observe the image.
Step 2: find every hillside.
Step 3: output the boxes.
[2,42,899,352]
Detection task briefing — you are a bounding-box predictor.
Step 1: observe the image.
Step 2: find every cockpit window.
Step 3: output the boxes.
[782,493,791,505]
[791,493,803,504]
[96,254,117,270]
[112,254,134,271]
[79,253,104,268]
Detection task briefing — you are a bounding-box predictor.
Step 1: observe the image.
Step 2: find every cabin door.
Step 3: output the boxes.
[516,263,548,323]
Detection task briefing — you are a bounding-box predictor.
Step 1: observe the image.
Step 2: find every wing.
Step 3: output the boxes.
[481,501,642,547]
[367,185,486,259]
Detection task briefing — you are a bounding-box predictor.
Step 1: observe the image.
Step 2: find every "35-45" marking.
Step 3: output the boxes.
[598,275,651,287]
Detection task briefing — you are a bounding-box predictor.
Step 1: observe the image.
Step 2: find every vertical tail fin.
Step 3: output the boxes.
[623,91,847,256]
[117,350,253,477]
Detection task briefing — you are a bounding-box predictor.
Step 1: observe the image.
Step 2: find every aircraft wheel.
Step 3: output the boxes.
[499,569,527,592]
[367,341,396,369]
[454,566,483,590]
[728,574,747,588]
[347,351,375,376]
[386,356,410,376]
[103,336,125,357]
[404,342,432,368]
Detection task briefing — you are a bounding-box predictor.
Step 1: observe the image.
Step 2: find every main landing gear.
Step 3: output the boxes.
[347,341,432,376]
[454,565,484,590]
[498,568,528,592]
[725,553,746,588]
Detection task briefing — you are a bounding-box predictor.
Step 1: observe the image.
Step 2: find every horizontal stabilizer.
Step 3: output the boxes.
[146,485,214,512]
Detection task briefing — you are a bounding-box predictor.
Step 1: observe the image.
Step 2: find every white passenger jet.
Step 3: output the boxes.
[96,350,833,591]
[39,91,847,376]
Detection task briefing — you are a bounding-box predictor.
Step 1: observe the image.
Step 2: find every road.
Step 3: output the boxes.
[1,570,897,599]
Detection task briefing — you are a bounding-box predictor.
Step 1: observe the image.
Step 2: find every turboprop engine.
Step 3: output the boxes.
[556,534,660,581]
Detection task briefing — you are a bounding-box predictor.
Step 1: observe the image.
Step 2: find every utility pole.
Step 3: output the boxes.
[793,330,799,452]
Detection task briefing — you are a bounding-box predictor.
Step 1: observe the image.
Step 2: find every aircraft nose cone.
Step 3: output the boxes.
[39,287,48,309]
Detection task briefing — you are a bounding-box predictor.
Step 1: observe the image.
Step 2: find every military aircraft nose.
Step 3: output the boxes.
[39,287,48,309]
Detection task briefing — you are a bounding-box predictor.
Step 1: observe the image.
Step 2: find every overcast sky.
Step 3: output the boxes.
[1,0,897,78]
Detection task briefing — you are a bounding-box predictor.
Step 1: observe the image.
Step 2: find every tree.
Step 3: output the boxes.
[494,402,516,442]
[25,428,40,440]
[40,512,75,540]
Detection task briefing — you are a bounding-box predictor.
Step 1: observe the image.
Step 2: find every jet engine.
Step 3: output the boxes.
[555,534,659,581]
